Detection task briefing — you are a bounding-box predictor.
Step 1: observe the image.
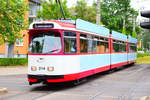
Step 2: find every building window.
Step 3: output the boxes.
[16,39,23,46]
[29,1,42,24]
[64,31,77,53]
[29,1,41,17]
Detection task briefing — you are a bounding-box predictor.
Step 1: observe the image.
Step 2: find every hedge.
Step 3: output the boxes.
[0,58,28,66]
[137,53,150,58]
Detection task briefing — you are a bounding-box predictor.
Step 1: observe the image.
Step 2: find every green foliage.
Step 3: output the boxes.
[0,0,28,44]
[0,58,28,66]
[135,26,142,35]
[132,31,137,38]
[137,48,143,51]
[101,0,139,36]
[141,30,150,50]
[137,53,150,58]
[38,0,96,23]
[37,0,72,20]
[72,0,96,23]
[136,55,150,64]
[122,27,127,35]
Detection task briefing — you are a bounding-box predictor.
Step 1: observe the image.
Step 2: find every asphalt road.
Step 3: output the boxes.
[0,64,150,100]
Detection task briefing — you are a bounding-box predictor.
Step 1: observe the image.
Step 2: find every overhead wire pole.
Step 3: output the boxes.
[55,0,66,20]
[96,0,101,25]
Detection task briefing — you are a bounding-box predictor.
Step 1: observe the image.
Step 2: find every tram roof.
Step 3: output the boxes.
[128,36,137,43]
[76,19,110,37]
[111,31,127,41]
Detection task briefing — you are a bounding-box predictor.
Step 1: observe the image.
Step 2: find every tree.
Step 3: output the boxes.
[70,0,96,23]
[140,30,150,51]
[38,0,96,24]
[0,0,27,57]
[74,0,87,20]
[101,0,139,36]
[37,0,72,20]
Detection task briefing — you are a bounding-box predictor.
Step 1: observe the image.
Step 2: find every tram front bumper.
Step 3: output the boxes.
[27,73,79,85]
[28,74,64,85]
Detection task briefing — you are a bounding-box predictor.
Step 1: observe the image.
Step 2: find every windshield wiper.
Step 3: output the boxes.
[45,49,60,53]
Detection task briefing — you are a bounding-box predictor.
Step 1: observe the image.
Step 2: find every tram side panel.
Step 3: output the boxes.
[79,54,111,77]
[127,37,137,64]
[110,53,128,69]
[128,37,137,64]
[128,52,136,64]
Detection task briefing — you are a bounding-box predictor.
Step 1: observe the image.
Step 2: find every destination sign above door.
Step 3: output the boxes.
[33,23,54,29]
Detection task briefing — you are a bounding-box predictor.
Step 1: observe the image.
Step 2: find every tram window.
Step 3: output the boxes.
[80,34,109,53]
[64,31,76,36]
[92,37,98,53]
[88,36,93,53]
[64,31,77,53]
[121,42,126,52]
[96,38,109,53]
[133,45,137,51]
[80,33,88,53]
[113,40,126,52]
[29,32,62,54]
[113,40,119,52]
[129,43,137,52]
[104,38,109,52]
[119,42,126,52]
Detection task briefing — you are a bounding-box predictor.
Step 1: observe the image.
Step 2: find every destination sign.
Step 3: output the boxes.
[33,23,54,29]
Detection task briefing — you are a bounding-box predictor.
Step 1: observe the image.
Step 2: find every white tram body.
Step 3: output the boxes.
[28,19,137,85]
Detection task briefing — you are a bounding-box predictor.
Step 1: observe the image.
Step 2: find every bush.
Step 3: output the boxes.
[0,58,28,66]
[137,53,150,58]
[137,48,143,51]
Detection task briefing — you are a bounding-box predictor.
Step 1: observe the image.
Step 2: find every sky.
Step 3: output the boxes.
[67,0,95,8]
[67,0,150,11]
[131,0,150,10]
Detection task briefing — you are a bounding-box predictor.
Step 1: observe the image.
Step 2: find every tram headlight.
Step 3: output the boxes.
[31,66,37,71]
[47,66,54,71]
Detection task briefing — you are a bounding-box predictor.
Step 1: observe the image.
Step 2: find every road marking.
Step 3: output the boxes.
[87,91,103,100]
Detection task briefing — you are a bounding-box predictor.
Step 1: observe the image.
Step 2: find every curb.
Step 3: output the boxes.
[0,88,8,94]
[141,96,150,100]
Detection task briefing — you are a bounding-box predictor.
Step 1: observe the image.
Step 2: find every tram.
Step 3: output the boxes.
[27,19,137,85]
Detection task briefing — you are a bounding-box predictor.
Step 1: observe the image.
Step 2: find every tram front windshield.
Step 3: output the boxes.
[29,32,62,54]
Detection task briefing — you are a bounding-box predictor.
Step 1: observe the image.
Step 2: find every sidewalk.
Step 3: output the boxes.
[0,66,27,75]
